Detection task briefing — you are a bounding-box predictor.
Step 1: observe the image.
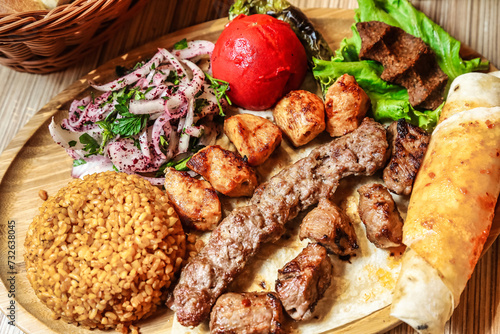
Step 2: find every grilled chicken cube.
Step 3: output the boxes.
[164,167,221,231]
[300,198,358,256]
[187,145,258,197]
[357,183,404,248]
[324,74,370,137]
[275,243,332,321]
[273,90,325,147]
[210,292,285,334]
[383,119,430,195]
[224,113,282,166]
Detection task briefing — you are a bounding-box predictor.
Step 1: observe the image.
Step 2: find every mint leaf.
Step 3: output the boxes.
[73,159,87,167]
[79,133,99,156]
[174,38,188,50]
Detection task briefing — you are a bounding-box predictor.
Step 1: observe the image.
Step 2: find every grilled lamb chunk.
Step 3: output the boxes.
[171,118,389,327]
[210,292,285,334]
[383,119,430,196]
[357,183,404,248]
[300,198,358,256]
[275,243,333,321]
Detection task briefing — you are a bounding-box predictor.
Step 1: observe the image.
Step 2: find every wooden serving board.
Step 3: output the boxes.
[0,8,497,334]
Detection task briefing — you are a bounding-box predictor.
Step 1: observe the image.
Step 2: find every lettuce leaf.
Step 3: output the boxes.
[313,0,489,130]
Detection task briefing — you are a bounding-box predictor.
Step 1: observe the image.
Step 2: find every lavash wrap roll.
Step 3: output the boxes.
[391,72,500,334]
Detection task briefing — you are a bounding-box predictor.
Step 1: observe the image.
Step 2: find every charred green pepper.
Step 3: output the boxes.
[229,0,334,67]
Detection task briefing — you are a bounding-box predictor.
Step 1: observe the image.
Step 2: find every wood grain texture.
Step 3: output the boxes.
[0,1,498,334]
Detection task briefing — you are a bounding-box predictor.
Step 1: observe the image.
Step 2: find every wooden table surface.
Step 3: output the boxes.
[0,0,498,333]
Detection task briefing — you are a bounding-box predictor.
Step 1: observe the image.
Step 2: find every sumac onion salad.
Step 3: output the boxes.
[50,40,230,185]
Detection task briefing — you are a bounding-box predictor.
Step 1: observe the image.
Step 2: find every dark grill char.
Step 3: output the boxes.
[299,198,358,256]
[357,21,448,110]
[275,243,333,321]
[210,292,285,334]
[357,183,404,248]
[383,119,430,195]
[171,118,389,327]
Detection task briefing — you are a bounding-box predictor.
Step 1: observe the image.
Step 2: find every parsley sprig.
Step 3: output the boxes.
[205,72,231,116]
[79,86,151,157]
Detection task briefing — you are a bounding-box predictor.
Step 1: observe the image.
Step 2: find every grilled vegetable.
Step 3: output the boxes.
[229,0,334,67]
[211,13,307,111]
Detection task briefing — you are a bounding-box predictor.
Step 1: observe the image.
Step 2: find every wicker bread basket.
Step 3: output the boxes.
[0,0,149,73]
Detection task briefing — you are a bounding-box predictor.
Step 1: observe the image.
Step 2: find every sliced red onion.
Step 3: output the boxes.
[151,112,172,158]
[68,96,91,123]
[172,40,215,59]
[72,155,115,179]
[184,125,204,137]
[178,59,205,102]
[164,59,204,114]
[90,51,164,92]
[139,127,151,160]
[135,77,150,90]
[152,71,167,86]
[50,118,91,150]
[66,148,86,160]
[193,83,223,122]
[145,84,168,100]
[178,99,194,154]
[107,138,165,173]
[129,99,165,114]
[85,92,113,122]
[166,99,188,120]
[158,48,188,82]
[63,92,113,131]
[55,40,225,181]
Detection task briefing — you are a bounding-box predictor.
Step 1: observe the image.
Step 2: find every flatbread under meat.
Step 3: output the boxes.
[171,118,389,327]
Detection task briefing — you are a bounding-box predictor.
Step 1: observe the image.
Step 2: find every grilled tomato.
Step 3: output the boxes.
[211,14,307,111]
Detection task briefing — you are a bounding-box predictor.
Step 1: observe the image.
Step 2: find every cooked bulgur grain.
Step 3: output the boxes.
[24,172,186,331]
[38,189,48,201]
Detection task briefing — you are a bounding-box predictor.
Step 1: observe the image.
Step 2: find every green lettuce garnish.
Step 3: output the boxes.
[313,0,489,131]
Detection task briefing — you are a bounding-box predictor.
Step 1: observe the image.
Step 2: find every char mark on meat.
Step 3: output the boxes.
[172,118,388,327]
[210,292,285,334]
[275,243,333,321]
[300,198,358,256]
[357,21,448,110]
[383,119,430,196]
[357,183,404,248]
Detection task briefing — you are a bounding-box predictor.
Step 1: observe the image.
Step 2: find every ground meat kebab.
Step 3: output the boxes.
[171,118,389,327]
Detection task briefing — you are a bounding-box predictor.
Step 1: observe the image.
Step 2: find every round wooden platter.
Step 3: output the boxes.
[0,8,498,334]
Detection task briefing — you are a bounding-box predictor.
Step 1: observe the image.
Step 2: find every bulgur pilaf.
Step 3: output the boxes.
[24,172,186,331]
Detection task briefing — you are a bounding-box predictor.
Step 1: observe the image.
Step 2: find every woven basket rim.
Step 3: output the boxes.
[0,0,149,73]
[0,0,126,36]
